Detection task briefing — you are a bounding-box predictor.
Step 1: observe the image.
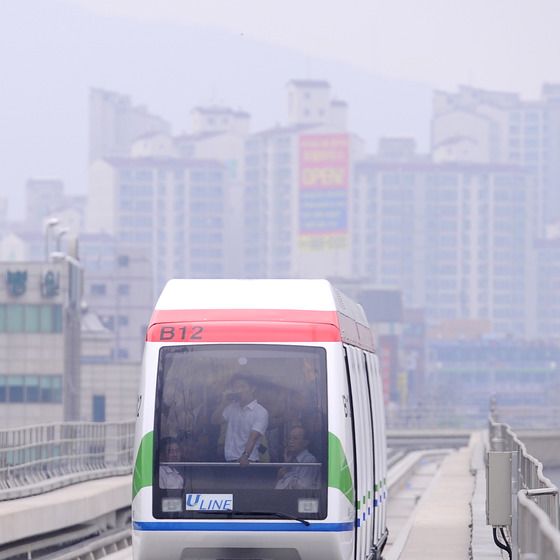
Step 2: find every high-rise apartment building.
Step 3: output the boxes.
[353,153,536,337]
[24,179,86,235]
[533,236,560,339]
[89,88,170,162]
[25,179,64,226]
[432,84,560,229]
[243,80,363,279]
[188,106,250,138]
[87,156,227,294]
[175,106,251,277]
[286,80,344,126]
[87,90,251,309]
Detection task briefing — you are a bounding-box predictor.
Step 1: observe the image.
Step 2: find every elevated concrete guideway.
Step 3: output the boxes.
[0,475,131,556]
[385,433,499,560]
[2,428,559,559]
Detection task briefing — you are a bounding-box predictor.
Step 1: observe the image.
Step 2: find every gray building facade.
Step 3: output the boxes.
[81,233,153,362]
[353,158,536,337]
[88,156,227,295]
[0,257,82,428]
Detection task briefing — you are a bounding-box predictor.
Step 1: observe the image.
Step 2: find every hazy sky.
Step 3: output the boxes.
[1,0,559,219]
[73,0,560,97]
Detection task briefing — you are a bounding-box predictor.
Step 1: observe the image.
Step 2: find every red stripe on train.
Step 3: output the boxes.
[146,321,341,343]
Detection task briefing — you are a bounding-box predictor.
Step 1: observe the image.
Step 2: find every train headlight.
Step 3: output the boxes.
[162,498,182,512]
[298,498,319,514]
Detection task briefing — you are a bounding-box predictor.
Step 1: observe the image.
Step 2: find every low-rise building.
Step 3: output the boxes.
[427,338,560,411]
[81,308,140,422]
[81,233,152,362]
[0,255,82,428]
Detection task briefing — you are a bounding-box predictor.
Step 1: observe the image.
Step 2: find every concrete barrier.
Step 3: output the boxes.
[0,475,131,547]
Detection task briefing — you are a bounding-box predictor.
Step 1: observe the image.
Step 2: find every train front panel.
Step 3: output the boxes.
[132,334,357,560]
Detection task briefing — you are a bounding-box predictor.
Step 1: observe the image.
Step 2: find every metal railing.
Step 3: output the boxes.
[386,404,487,429]
[0,421,135,501]
[388,403,560,431]
[489,412,560,558]
[488,405,560,430]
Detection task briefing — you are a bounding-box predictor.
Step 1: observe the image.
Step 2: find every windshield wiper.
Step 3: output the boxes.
[194,509,310,526]
[241,511,310,526]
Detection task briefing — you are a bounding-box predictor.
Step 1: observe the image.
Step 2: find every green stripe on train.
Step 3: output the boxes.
[133,431,354,504]
[328,432,354,505]
[132,431,153,499]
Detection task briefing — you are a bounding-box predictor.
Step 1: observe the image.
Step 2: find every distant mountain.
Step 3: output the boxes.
[0,0,432,218]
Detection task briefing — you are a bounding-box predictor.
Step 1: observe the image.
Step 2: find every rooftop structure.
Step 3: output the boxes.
[89,88,170,162]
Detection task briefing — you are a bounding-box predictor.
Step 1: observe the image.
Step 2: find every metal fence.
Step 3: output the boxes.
[488,405,560,431]
[388,403,560,431]
[386,404,488,429]
[489,413,560,558]
[0,421,135,501]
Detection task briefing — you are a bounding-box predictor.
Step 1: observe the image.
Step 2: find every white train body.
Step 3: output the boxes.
[133,279,387,560]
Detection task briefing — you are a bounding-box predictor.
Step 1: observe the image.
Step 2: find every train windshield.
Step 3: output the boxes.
[153,344,328,520]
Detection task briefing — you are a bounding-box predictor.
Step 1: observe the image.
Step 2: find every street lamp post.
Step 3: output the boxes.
[44,218,60,260]
[55,228,69,252]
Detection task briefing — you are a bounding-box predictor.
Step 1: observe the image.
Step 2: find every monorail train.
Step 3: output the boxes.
[132,279,388,560]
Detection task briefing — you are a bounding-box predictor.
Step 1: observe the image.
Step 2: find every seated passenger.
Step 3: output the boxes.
[159,438,183,489]
[275,426,320,490]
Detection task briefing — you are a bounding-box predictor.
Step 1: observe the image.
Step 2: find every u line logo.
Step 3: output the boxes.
[185,493,233,511]
[186,494,201,508]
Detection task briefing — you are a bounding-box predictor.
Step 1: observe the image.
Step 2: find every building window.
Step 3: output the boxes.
[93,395,106,422]
[100,315,114,331]
[25,376,40,402]
[40,305,53,332]
[8,376,24,403]
[52,305,63,332]
[40,376,62,403]
[117,348,129,359]
[0,304,63,333]
[117,284,130,296]
[90,284,107,296]
[117,255,129,268]
[24,306,40,332]
[0,375,62,403]
[6,305,24,332]
[118,315,129,326]
[40,376,53,402]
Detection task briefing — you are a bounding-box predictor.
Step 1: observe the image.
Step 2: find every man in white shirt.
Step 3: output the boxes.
[159,438,183,489]
[275,426,320,489]
[212,374,269,466]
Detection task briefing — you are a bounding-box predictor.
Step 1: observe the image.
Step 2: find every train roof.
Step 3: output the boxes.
[154,279,369,327]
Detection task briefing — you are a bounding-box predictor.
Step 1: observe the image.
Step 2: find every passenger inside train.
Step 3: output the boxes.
[155,344,327,509]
